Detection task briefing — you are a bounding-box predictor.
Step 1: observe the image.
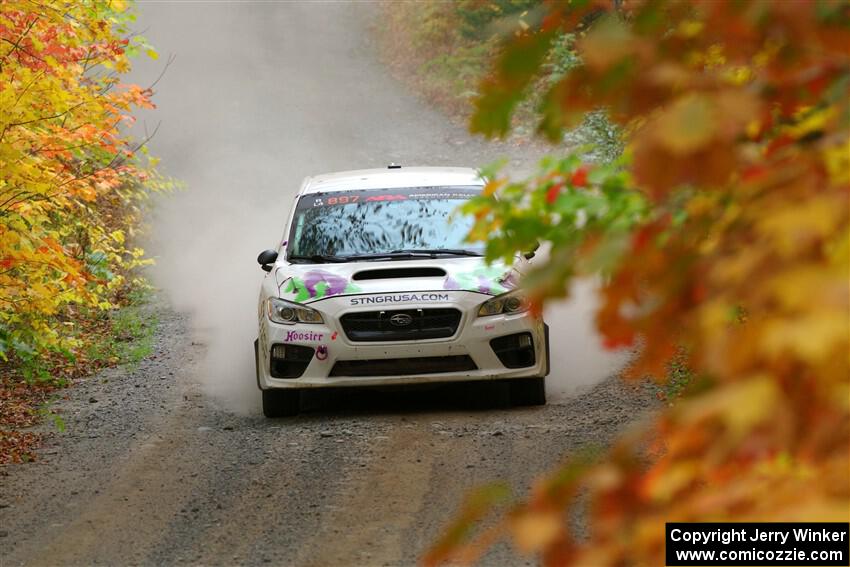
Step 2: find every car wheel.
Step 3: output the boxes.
[262,389,300,418]
[510,377,546,407]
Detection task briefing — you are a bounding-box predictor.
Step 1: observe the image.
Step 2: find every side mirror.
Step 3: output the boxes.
[257,249,278,272]
[523,241,540,260]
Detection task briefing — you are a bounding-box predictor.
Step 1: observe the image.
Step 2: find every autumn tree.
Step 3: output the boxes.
[428,0,850,564]
[0,1,163,371]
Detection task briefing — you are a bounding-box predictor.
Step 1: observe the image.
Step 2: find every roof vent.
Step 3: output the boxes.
[387,163,402,169]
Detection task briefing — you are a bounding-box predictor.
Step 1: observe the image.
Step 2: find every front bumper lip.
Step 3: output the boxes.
[266,368,542,388]
[257,291,547,389]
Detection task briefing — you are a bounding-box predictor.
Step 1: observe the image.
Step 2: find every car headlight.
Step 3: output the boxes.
[267,298,324,325]
[477,290,530,317]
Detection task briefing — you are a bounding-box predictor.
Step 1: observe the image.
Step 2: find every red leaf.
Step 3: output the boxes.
[546,182,564,204]
[571,166,590,188]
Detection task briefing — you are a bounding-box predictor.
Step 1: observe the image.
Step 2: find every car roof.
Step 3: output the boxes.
[300,166,484,194]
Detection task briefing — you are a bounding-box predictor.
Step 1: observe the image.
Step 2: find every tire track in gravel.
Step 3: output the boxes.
[296,425,436,567]
[27,410,205,565]
[0,304,202,566]
[178,430,352,566]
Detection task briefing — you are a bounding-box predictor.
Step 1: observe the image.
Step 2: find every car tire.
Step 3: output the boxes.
[262,389,300,418]
[510,377,546,407]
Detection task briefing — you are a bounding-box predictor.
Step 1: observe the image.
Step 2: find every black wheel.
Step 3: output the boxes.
[510,377,546,407]
[262,389,300,417]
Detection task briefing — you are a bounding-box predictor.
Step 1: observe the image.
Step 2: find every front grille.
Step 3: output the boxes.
[340,308,461,342]
[329,355,477,377]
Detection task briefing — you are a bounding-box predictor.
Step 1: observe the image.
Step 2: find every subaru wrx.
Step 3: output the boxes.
[255,166,549,417]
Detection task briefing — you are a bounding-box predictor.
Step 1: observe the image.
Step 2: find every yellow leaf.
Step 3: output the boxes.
[578,16,635,71]
[678,377,780,438]
[510,510,562,554]
[756,196,843,256]
[761,313,848,363]
[654,94,715,154]
[482,178,505,197]
[676,20,704,38]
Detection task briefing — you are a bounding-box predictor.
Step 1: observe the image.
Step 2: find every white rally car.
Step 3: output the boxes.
[255,166,549,417]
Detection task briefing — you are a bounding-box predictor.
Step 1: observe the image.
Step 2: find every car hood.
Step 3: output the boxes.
[273,256,520,304]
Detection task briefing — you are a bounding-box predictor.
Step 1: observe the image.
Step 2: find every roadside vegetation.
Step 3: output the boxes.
[0,1,167,463]
[388,2,849,565]
[377,1,623,161]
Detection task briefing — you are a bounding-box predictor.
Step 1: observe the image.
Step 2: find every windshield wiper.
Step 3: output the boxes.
[288,254,350,263]
[339,252,432,261]
[290,249,484,263]
[337,249,484,261]
[390,248,483,257]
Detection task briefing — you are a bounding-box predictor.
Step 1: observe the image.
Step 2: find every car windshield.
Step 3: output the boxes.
[287,186,483,261]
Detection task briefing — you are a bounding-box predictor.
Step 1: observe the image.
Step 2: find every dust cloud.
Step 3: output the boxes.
[542,280,633,400]
[146,184,277,414]
[129,3,628,414]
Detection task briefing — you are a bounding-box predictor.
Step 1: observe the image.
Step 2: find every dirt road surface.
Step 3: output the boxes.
[0,4,656,566]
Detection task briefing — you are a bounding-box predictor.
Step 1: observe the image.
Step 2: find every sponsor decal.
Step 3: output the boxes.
[316,345,329,361]
[297,187,481,211]
[349,293,449,306]
[284,330,324,342]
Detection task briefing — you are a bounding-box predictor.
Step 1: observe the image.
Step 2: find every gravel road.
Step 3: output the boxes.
[0,3,657,566]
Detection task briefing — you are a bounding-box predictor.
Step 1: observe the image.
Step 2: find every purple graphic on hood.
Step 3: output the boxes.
[304,270,349,297]
[443,266,519,295]
[476,275,493,294]
[499,270,520,290]
[281,270,360,302]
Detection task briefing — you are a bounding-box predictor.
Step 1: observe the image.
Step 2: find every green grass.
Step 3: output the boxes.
[85,286,158,369]
[663,349,696,403]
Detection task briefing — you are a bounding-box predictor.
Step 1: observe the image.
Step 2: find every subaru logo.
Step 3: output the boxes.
[389,313,413,327]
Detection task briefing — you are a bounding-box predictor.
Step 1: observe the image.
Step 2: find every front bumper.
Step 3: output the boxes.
[256,291,548,389]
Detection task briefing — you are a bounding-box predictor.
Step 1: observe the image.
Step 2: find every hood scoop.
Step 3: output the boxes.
[352,267,447,281]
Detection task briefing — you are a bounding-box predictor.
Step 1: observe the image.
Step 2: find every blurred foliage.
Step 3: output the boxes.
[378,2,500,115]
[544,32,624,162]
[378,1,622,156]
[429,0,850,564]
[467,155,646,298]
[456,0,540,40]
[0,1,170,374]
